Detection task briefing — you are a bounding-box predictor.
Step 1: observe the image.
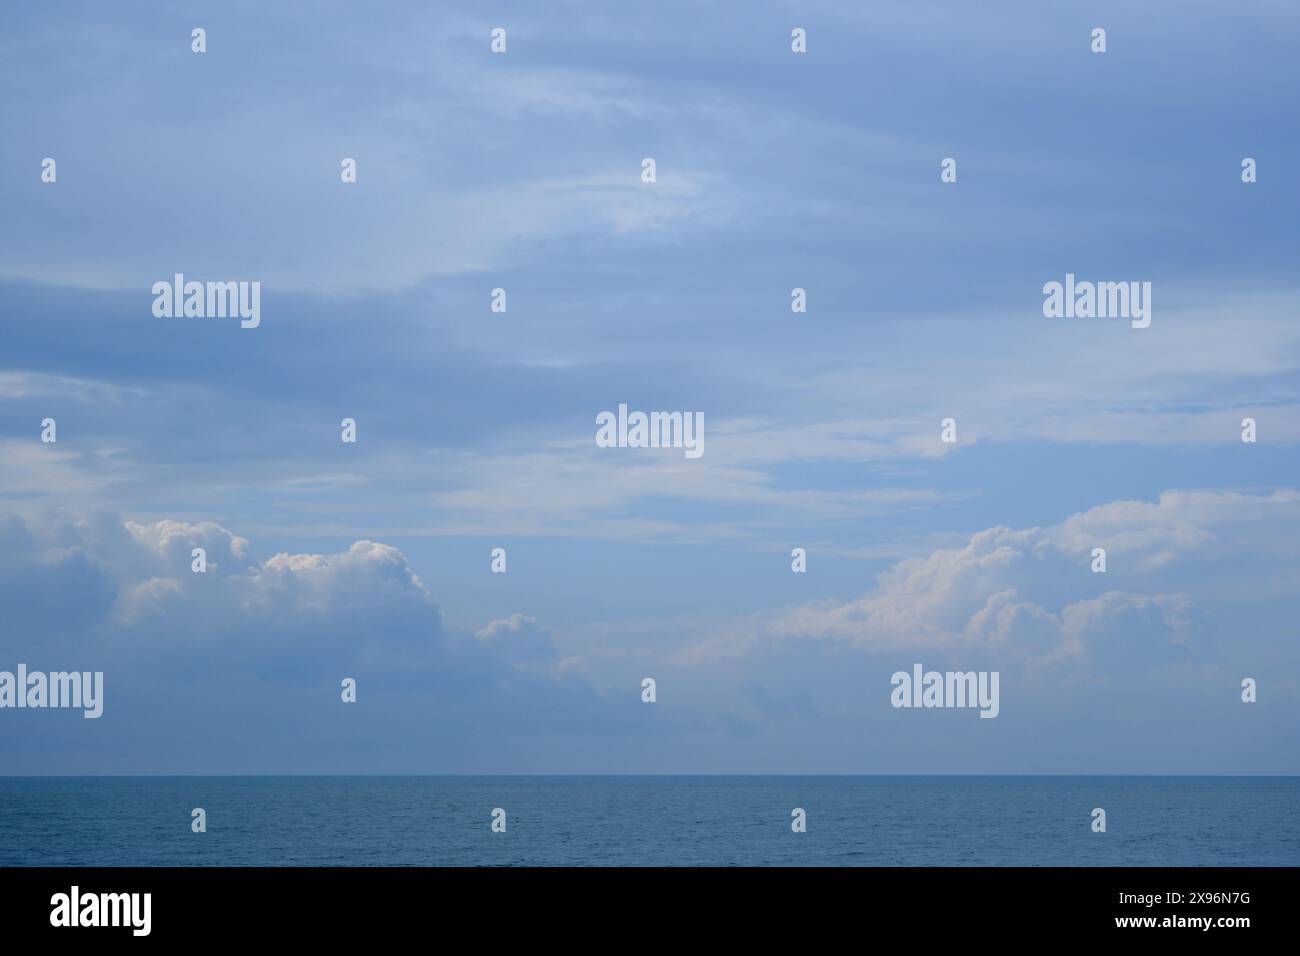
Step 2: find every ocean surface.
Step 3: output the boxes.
[0,776,1295,867]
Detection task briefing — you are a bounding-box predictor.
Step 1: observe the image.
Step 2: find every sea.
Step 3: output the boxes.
[0,775,1295,867]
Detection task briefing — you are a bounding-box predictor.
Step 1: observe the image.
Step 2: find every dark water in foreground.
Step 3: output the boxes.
[0,776,1295,866]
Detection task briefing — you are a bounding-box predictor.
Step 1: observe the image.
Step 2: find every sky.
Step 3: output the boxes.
[1,0,1298,773]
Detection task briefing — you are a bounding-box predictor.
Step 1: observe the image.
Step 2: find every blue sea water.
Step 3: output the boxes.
[0,776,1295,867]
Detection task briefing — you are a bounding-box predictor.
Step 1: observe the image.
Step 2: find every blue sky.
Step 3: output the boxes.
[1,0,1298,772]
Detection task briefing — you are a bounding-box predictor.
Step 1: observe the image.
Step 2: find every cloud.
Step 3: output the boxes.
[0,509,850,772]
[476,613,583,675]
[1,496,1296,773]
[0,513,437,653]
[680,490,1299,669]
[126,519,250,573]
